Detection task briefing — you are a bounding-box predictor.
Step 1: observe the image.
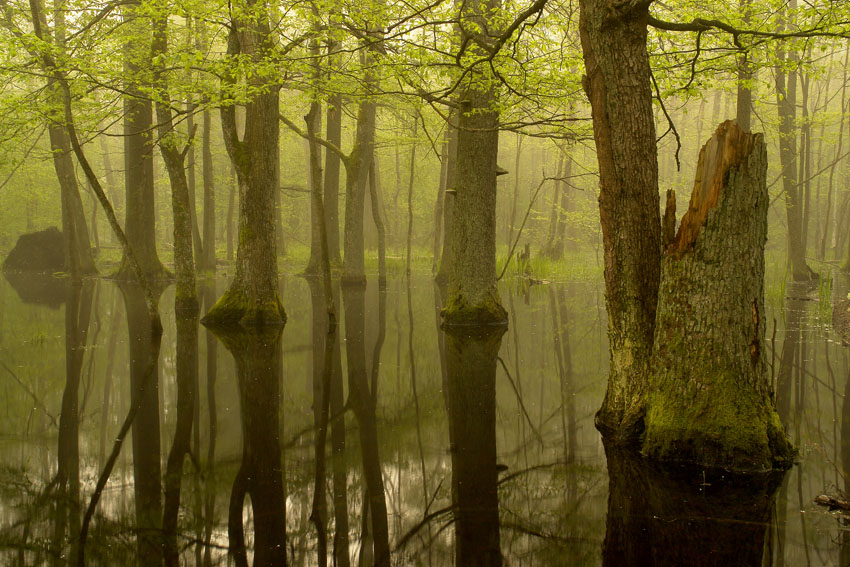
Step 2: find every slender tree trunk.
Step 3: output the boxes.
[435,117,458,285]
[432,138,449,272]
[406,119,417,275]
[370,158,387,287]
[323,23,343,268]
[227,166,236,263]
[186,100,204,265]
[202,109,216,274]
[579,0,661,437]
[774,2,812,281]
[152,11,197,311]
[643,122,793,470]
[119,5,167,281]
[508,134,523,247]
[45,0,95,276]
[306,103,324,275]
[543,150,564,257]
[735,0,753,130]
[343,48,377,286]
[824,46,849,260]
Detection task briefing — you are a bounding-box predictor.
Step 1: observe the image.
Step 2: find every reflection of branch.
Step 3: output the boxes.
[496,357,544,446]
[0,360,57,427]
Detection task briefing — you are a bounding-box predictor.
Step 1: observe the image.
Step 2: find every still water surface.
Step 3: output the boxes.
[0,272,847,566]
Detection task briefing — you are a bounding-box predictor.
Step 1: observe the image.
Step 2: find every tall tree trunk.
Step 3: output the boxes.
[507,134,523,247]
[442,0,507,325]
[186,100,204,265]
[151,10,197,311]
[643,122,793,470]
[324,93,343,267]
[343,47,377,286]
[20,0,162,329]
[46,0,95,277]
[543,150,564,258]
[323,21,343,268]
[226,166,236,263]
[579,0,661,438]
[735,0,753,130]
[774,2,812,281]
[370,158,387,286]
[204,12,285,326]
[202,108,216,274]
[119,5,166,281]
[405,119,417,276]
[824,46,849,260]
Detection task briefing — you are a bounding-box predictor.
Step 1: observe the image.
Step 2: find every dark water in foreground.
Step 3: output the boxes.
[0,272,847,566]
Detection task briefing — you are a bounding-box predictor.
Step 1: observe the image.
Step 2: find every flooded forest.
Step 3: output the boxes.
[1,0,850,565]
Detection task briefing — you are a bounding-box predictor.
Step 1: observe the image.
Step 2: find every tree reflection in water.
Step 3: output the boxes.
[207,324,286,567]
[445,324,506,567]
[603,443,784,567]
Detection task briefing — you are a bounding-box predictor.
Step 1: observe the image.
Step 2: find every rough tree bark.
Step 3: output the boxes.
[579,0,661,437]
[203,8,285,327]
[642,121,794,470]
[442,0,508,325]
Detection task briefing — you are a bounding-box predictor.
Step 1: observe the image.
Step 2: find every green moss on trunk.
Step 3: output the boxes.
[442,290,507,326]
[202,287,286,328]
[644,369,794,471]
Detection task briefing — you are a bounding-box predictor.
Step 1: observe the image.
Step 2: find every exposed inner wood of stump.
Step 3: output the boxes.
[669,120,757,257]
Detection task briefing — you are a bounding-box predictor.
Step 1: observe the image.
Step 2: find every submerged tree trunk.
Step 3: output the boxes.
[203,14,284,327]
[579,0,661,437]
[442,0,507,325]
[643,122,793,470]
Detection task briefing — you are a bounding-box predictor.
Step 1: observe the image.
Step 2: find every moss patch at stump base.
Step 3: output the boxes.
[202,287,287,328]
[643,372,795,472]
[441,291,508,327]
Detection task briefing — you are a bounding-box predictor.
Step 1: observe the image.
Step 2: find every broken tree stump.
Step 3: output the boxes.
[642,121,794,472]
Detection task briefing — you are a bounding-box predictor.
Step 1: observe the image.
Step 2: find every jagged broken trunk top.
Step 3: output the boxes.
[643,121,794,472]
